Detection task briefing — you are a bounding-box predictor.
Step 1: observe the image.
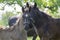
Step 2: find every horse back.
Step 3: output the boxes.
[55,18,60,28]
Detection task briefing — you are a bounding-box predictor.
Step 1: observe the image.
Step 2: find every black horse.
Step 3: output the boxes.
[22,2,60,40]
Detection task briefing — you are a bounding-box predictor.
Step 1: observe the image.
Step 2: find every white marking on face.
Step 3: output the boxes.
[25,14,28,17]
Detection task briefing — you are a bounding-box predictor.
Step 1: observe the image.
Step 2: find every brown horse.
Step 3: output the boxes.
[0,14,27,40]
[22,2,60,40]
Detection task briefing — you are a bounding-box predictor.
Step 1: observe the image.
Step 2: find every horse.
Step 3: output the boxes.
[22,2,60,40]
[8,15,37,40]
[0,14,27,40]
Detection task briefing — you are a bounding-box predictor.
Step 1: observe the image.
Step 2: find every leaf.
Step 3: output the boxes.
[57,0,60,6]
[0,0,4,2]
[16,0,22,6]
[34,0,42,7]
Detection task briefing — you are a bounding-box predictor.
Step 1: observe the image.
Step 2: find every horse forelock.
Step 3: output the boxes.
[24,7,29,12]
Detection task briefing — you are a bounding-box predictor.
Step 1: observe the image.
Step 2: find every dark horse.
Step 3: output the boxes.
[22,2,60,40]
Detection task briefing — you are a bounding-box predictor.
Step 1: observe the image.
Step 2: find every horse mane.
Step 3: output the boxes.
[36,7,52,20]
[30,5,54,29]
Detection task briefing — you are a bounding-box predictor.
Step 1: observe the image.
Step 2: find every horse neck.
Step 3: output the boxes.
[13,23,20,32]
[17,18,25,32]
[12,18,21,32]
[34,10,52,28]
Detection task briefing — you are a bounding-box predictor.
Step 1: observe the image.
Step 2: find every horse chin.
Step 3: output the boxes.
[24,25,30,31]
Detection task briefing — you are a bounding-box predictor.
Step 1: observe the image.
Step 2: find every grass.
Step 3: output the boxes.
[27,36,40,40]
[27,37,33,40]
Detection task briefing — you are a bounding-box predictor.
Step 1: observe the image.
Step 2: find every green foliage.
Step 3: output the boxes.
[16,0,22,6]
[6,0,15,5]
[34,0,58,13]
[57,0,60,6]
[34,0,42,7]
[0,0,4,2]
[1,12,15,26]
[0,20,4,25]
[0,0,59,12]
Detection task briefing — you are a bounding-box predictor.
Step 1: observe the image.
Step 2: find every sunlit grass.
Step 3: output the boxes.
[27,37,33,40]
[27,36,40,40]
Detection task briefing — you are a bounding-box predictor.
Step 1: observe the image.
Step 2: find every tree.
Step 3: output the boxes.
[0,0,59,13]
[1,12,15,26]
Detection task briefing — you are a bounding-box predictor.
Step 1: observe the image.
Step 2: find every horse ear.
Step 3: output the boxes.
[26,2,29,7]
[22,7,24,13]
[34,2,37,8]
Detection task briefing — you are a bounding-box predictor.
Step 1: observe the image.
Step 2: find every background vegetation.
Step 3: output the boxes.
[0,0,60,26]
[0,0,60,40]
